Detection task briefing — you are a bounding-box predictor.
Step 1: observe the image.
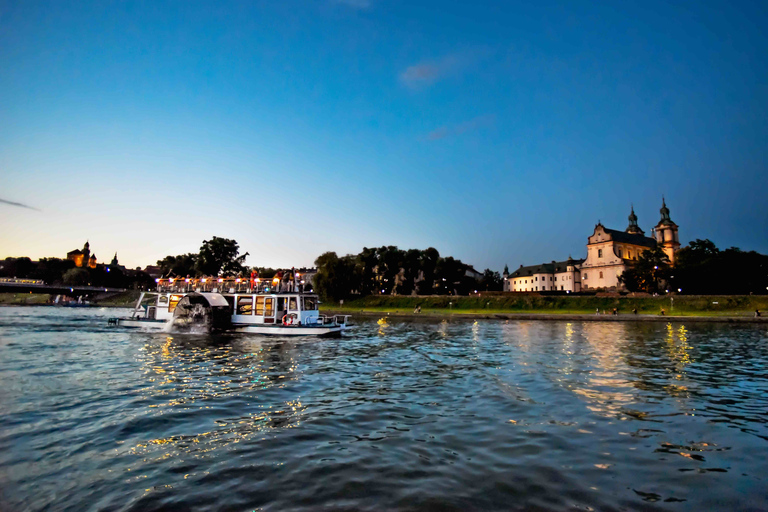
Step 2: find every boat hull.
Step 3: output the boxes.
[111,317,344,336]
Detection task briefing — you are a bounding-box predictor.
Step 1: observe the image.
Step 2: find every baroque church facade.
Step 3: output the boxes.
[504,199,679,292]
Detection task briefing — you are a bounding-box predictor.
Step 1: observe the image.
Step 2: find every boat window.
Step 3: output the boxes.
[303,297,318,311]
[237,296,253,315]
[265,298,274,317]
[169,295,183,313]
[158,295,168,305]
[289,297,298,311]
[277,297,285,311]
[255,296,265,315]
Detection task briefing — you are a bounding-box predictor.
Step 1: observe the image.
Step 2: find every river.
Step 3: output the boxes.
[0,306,766,511]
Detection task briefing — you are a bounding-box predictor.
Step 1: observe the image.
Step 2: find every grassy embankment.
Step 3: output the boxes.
[326,294,768,317]
[0,293,52,305]
[0,291,142,307]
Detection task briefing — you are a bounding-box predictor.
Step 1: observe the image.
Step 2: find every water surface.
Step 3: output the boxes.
[1,307,767,511]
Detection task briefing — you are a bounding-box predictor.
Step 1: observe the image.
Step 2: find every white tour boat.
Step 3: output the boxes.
[109,277,349,337]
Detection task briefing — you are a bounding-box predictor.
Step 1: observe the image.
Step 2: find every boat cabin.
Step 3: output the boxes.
[136,291,321,326]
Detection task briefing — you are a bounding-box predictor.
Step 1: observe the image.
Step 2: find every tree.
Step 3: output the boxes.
[157,253,198,277]
[0,257,35,278]
[619,246,671,293]
[481,269,503,291]
[63,268,90,286]
[417,247,440,294]
[314,252,357,301]
[196,237,249,276]
[30,258,76,284]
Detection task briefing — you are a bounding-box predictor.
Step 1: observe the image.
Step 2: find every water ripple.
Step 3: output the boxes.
[1,308,767,511]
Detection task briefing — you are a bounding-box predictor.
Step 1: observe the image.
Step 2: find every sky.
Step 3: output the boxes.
[1,0,767,272]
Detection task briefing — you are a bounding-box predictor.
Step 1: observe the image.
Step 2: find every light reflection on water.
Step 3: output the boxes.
[0,306,767,511]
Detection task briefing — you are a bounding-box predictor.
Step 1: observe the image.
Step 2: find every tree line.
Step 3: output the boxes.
[313,246,502,302]
[0,257,154,289]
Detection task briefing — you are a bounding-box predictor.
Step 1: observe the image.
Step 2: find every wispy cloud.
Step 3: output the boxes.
[426,114,496,141]
[331,0,371,9]
[0,198,41,211]
[399,52,479,89]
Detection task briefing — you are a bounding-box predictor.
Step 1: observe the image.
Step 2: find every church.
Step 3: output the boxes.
[504,199,680,292]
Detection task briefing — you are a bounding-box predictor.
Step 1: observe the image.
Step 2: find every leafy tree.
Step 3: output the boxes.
[314,252,357,301]
[0,257,35,278]
[196,237,249,276]
[157,253,198,277]
[30,258,76,284]
[398,249,422,296]
[619,246,671,293]
[63,268,91,286]
[481,269,503,291]
[674,240,768,294]
[417,247,440,294]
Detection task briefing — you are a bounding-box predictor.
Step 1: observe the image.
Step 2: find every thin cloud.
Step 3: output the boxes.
[331,0,371,9]
[427,114,496,141]
[400,54,465,89]
[0,198,41,211]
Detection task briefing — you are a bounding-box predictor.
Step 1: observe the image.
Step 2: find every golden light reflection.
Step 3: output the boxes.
[568,322,639,417]
[665,323,693,374]
[377,317,388,336]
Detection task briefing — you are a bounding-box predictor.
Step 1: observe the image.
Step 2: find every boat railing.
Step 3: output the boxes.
[155,278,308,295]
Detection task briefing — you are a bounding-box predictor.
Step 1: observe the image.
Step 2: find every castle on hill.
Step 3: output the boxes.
[66,241,125,271]
[504,199,680,292]
[67,241,97,268]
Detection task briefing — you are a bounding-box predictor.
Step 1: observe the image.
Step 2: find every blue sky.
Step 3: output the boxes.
[1,0,766,271]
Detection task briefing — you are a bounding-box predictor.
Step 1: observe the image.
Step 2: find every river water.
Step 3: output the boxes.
[0,306,766,511]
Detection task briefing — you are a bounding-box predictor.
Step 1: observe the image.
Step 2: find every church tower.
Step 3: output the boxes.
[652,197,680,264]
[625,205,644,235]
[81,241,91,268]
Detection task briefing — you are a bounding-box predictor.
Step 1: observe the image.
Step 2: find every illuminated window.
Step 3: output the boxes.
[169,295,183,313]
[237,296,253,315]
[289,297,298,310]
[255,296,265,315]
[265,298,274,317]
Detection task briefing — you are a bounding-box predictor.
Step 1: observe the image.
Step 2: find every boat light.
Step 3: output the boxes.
[218,278,223,283]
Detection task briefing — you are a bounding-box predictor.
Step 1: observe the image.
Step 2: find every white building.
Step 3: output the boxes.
[505,257,584,292]
[505,200,680,292]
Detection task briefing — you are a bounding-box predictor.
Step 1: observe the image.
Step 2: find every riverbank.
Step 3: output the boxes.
[323,294,768,322]
[329,310,767,323]
[0,291,141,307]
